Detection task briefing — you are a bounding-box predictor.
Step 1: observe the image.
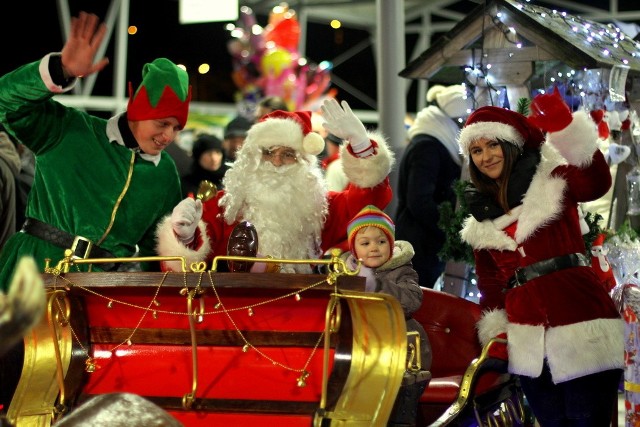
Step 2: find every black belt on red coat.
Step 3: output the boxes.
[507,252,590,289]
[21,217,119,271]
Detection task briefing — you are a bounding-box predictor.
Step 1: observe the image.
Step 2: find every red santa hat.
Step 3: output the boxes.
[245,110,325,156]
[592,233,606,247]
[458,106,545,157]
[127,58,192,129]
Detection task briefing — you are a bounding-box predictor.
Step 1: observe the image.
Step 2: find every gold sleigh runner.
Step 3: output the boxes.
[7,251,409,426]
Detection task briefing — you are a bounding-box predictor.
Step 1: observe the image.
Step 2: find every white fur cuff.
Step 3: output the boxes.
[477,308,508,347]
[341,130,395,188]
[546,111,598,168]
[155,215,211,271]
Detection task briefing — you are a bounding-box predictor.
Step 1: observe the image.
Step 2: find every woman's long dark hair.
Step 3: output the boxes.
[468,139,522,213]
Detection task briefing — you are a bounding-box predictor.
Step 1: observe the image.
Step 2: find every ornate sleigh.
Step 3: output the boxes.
[7,251,408,427]
[6,250,528,426]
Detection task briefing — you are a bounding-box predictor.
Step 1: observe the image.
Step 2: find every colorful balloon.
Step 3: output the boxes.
[261,48,293,78]
[265,17,300,52]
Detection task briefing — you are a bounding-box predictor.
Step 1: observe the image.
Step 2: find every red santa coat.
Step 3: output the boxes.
[156,134,393,270]
[461,112,624,384]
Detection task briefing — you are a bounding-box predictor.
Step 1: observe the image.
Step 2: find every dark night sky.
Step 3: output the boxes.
[2,1,639,114]
[1,1,375,112]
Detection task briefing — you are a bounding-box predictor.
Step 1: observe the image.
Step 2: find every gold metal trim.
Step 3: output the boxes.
[432,337,526,426]
[44,250,189,274]
[314,290,407,426]
[7,291,73,426]
[180,286,205,409]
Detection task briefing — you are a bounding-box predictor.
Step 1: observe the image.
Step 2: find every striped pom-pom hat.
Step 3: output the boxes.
[347,205,395,254]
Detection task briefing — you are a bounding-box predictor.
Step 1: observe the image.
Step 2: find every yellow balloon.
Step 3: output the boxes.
[261,48,292,78]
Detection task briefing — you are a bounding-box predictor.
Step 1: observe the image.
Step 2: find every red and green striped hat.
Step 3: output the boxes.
[347,205,395,253]
[127,58,192,129]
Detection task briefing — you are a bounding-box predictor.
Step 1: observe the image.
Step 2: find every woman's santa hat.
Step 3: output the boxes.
[245,110,325,156]
[458,106,545,157]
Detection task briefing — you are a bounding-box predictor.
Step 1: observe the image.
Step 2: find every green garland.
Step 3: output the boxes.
[437,180,474,264]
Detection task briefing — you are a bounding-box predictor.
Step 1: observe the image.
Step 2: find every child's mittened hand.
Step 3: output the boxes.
[357,263,377,292]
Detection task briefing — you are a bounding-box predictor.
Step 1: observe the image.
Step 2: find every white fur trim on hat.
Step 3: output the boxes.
[243,116,325,156]
[428,84,472,119]
[458,121,524,156]
[303,132,325,156]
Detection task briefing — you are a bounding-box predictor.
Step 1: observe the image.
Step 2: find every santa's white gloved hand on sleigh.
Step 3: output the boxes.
[170,197,202,245]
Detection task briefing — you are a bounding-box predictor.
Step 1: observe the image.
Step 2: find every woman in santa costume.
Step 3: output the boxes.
[458,88,623,426]
[156,99,394,273]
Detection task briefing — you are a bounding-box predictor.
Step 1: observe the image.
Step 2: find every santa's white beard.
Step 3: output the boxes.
[220,158,328,273]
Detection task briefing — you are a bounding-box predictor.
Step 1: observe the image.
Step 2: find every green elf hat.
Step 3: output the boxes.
[127,58,192,129]
[347,205,395,254]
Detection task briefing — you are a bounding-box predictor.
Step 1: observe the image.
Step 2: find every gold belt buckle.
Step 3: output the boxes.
[71,235,94,259]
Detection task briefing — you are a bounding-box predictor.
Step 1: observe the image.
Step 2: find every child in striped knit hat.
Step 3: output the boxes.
[345,205,431,426]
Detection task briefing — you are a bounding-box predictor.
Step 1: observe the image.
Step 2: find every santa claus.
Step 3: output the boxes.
[156,99,394,273]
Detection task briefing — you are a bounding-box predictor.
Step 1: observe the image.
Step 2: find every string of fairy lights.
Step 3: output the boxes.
[460,0,640,110]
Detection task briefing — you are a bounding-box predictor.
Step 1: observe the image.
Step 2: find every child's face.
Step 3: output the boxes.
[353,226,391,268]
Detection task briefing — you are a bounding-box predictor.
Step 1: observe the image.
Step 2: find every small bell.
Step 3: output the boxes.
[85,357,97,373]
[197,180,218,202]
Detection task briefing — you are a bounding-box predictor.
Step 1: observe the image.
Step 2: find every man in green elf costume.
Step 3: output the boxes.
[0,11,190,410]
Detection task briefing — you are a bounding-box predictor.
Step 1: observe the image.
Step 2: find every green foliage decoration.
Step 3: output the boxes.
[437,179,474,264]
[515,97,530,116]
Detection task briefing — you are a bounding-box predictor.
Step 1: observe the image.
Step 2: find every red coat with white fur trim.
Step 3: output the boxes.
[461,111,623,384]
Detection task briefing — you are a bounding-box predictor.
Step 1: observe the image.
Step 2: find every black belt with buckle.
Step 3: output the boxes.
[21,218,119,271]
[507,253,590,289]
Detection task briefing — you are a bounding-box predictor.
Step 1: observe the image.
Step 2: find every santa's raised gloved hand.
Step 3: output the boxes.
[321,98,374,157]
[171,197,202,245]
[528,86,573,133]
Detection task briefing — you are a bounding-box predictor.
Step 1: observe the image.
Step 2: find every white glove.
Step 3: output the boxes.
[321,99,373,157]
[171,198,202,244]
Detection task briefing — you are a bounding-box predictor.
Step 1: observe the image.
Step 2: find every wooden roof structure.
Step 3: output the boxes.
[399,0,640,105]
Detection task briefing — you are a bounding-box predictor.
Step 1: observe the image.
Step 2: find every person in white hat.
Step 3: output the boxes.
[458,88,623,425]
[156,99,395,273]
[395,84,473,288]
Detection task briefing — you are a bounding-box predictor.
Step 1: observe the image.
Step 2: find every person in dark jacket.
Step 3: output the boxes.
[181,133,229,197]
[395,84,472,288]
